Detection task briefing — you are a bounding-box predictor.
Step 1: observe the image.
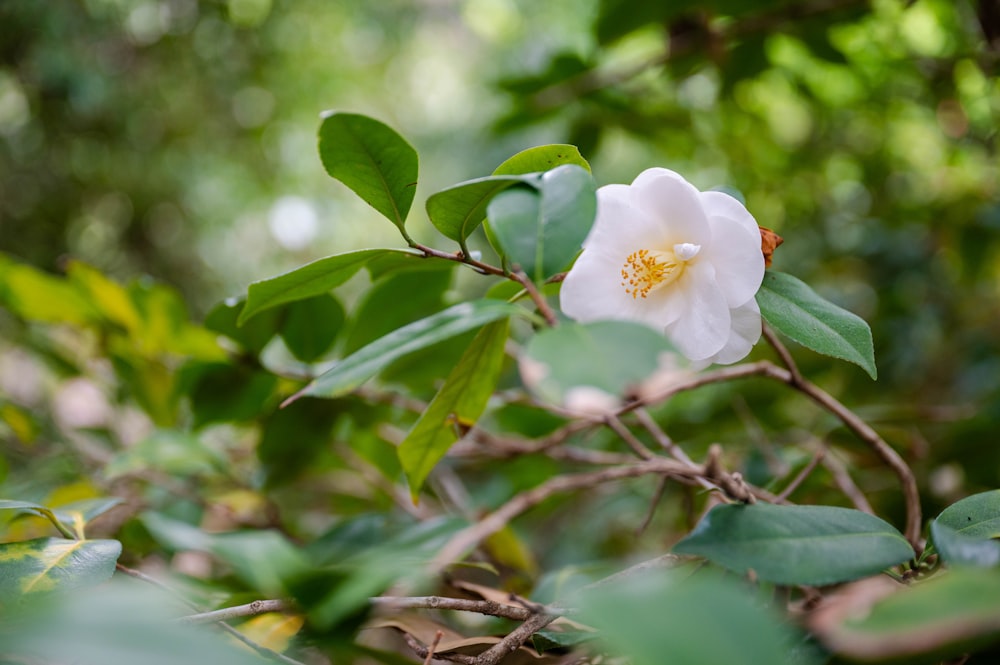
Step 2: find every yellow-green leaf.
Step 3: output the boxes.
[398,319,509,496]
[0,538,121,604]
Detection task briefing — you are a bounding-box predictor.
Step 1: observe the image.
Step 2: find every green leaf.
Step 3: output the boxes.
[816,568,1000,662]
[531,629,596,654]
[929,490,1000,567]
[51,498,125,538]
[485,164,596,282]
[341,262,454,355]
[279,293,345,362]
[934,489,1000,539]
[104,430,227,480]
[0,259,97,325]
[204,296,282,354]
[673,503,914,585]
[425,175,525,243]
[756,271,877,379]
[0,499,70,536]
[0,538,121,603]
[286,300,528,404]
[930,522,1000,568]
[398,319,509,495]
[492,144,591,176]
[318,112,419,237]
[521,320,678,408]
[579,569,812,665]
[187,363,278,428]
[239,248,418,325]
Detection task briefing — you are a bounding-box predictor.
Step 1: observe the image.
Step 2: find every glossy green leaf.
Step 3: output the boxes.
[492,144,591,176]
[485,164,596,282]
[673,503,914,585]
[318,112,418,235]
[521,320,677,408]
[817,568,1000,662]
[934,489,1000,538]
[0,538,121,603]
[239,248,418,325]
[398,319,509,495]
[426,175,525,242]
[930,490,1000,567]
[580,569,811,665]
[286,300,527,404]
[279,293,345,362]
[756,271,877,379]
[930,522,1000,568]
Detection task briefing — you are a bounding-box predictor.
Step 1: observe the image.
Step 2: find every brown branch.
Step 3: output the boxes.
[603,415,656,460]
[370,595,535,621]
[823,450,876,515]
[428,459,703,573]
[774,447,826,502]
[618,360,921,551]
[423,630,444,665]
[512,270,559,327]
[762,323,804,386]
[473,612,558,665]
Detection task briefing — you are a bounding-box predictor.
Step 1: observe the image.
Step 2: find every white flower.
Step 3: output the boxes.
[559,168,765,364]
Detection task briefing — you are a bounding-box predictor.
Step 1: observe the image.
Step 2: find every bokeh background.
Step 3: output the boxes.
[1,0,1000,566]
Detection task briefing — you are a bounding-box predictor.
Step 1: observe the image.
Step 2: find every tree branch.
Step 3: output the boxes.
[174,599,291,625]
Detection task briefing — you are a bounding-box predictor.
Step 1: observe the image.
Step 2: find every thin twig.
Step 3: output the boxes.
[635,477,669,536]
[369,596,534,621]
[603,415,656,460]
[423,630,444,665]
[428,459,703,573]
[174,599,291,625]
[512,270,559,327]
[822,450,876,515]
[774,447,826,502]
[403,633,476,665]
[472,612,558,665]
[115,564,307,665]
[762,323,803,386]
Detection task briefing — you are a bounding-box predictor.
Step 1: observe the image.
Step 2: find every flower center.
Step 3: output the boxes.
[620,243,701,299]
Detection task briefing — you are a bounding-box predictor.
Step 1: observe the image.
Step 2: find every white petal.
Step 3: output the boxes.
[663,262,731,360]
[631,169,711,246]
[585,183,670,252]
[700,190,760,237]
[708,299,762,365]
[559,248,670,329]
[702,215,765,307]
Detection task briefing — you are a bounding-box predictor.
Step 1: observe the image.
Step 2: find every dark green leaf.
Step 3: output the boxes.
[756,271,877,379]
[188,363,278,428]
[0,538,121,603]
[239,248,418,325]
[342,262,453,355]
[485,164,596,282]
[531,629,596,653]
[318,112,419,236]
[204,296,282,354]
[673,503,914,585]
[279,293,345,363]
[258,397,342,486]
[398,319,509,495]
[286,300,528,403]
[492,144,591,176]
[521,320,677,408]
[580,569,811,665]
[425,175,525,243]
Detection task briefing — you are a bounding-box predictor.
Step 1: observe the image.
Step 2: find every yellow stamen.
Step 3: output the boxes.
[620,243,700,299]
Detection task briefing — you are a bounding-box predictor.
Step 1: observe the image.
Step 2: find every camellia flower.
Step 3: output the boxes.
[559,168,766,364]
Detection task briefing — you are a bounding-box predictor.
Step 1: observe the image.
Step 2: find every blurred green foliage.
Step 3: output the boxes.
[1,0,1000,663]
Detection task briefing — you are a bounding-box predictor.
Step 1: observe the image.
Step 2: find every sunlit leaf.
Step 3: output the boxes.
[67,261,141,333]
[485,164,596,282]
[51,498,125,538]
[398,319,509,495]
[492,144,591,176]
[426,175,526,243]
[0,259,96,325]
[286,300,527,404]
[673,503,914,585]
[239,248,418,325]
[756,271,877,379]
[318,112,419,236]
[0,538,121,603]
